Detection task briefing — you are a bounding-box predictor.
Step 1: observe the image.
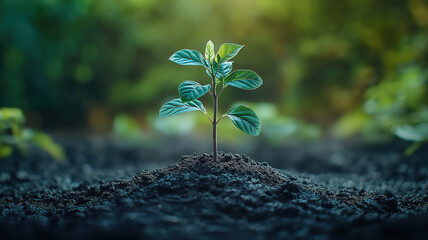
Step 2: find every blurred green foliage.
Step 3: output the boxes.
[0,108,64,161]
[334,65,428,136]
[1,0,427,144]
[113,114,144,143]
[251,103,322,143]
[395,123,428,155]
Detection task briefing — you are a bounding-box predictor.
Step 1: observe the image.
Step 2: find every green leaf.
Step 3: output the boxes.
[159,98,206,117]
[178,81,211,102]
[0,108,25,124]
[215,61,233,79]
[394,123,428,141]
[205,40,215,63]
[224,69,263,90]
[27,129,65,162]
[216,43,244,63]
[0,145,13,158]
[206,61,233,80]
[113,114,144,143]
[225,105,261,136]
[169,49,209,68]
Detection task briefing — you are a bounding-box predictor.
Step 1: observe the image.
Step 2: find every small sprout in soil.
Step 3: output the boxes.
[160,41,263,161]
[0,107,65,162]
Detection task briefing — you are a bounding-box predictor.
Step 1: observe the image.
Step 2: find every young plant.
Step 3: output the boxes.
[0,107,65,162]
[159,40,263,161]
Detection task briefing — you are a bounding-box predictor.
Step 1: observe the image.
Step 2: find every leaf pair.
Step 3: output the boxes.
[208,42,262,90]
[159,100,261,136]
[170,43,262,90]
[169,42,243,69]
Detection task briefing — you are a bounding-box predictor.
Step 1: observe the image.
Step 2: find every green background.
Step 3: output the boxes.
[1,0,427,143]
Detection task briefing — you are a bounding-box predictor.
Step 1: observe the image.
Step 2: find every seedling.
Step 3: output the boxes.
[160,40,263,161]
[0,107,64,162]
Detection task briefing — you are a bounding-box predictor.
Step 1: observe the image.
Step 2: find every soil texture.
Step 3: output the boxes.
[0,138,427,240]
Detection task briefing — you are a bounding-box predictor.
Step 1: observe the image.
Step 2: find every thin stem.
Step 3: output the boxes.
[405,141,424,156]
[204,112,213,123]
[212,74,218,162]
[216,114,225,124]
[211,61,222,91]
[209,61,223,162]
[213,63,221,80]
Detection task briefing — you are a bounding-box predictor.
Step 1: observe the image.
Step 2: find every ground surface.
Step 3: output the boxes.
[0,136,427,239]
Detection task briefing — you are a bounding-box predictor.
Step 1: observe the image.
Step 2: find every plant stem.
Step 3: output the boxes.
[210,62,222,162]
[212,77,218,162]
[216,115,225,124]
[405,141,424,156]
[204,112,213,123]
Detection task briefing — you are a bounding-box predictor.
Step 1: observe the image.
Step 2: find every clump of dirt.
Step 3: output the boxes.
[133,152,286,187]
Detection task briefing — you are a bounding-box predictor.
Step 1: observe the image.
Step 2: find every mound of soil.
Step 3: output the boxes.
[1,151,428,239]
[134,152,286,186]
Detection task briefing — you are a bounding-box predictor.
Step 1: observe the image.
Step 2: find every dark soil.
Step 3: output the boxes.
[0,137,427,239]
